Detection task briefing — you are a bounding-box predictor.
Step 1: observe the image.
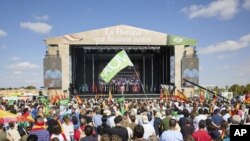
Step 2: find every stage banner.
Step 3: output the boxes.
[100,50,133,83]
[167,35,197,46]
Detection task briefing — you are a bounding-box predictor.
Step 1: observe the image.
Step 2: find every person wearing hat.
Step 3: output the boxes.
[141,114,156,139]
[110,115,128,141]
[153,111,163,137]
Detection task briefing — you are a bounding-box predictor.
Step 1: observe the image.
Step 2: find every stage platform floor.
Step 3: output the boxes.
[75,93,161,100]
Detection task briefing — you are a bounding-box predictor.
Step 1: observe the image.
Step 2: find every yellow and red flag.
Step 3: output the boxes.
[175,90,188,102]
[76,95,83,105]
[108,90,112,104]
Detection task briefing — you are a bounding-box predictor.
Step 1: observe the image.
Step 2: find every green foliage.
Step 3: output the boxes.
[228,84,250,96]
[26,85,36,89]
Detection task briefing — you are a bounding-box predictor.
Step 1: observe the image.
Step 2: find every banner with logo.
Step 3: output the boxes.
[167,35,197,46]
[100,50,134,83]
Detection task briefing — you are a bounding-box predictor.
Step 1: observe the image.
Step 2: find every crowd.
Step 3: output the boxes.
[0,95,249,141]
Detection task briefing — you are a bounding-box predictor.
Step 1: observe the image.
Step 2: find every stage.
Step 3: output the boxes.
[70,45,174,95]
[43,25,198,98]
[76,93,161,100]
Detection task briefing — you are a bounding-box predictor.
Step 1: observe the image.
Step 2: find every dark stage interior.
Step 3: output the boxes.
[70,45,174,95]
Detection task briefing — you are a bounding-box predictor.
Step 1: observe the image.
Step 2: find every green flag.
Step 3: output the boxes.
[167,35,197,46]
[37,96,49,104]
[117,96,125,103]
[59,99,69,106]
[120,106,126,115]
[8,100,14,105]
[100,50,133,83]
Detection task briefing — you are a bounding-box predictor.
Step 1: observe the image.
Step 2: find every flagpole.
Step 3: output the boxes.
[132,66,148,100]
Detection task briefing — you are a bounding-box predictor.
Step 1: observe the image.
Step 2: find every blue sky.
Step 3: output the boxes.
[0,0,250,88]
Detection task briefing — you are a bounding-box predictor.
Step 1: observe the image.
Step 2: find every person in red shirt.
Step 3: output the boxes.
[192,120,212,141]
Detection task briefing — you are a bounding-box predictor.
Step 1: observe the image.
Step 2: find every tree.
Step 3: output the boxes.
[26,85,36,89]
[244,84,250,94]
[229,84,245,96]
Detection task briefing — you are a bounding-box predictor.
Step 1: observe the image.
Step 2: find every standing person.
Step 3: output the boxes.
[8,122,21,141]
[153,112,163,137]
[192,120,212,141]
[50,124,67,141]
[110,115,128,141]
[133,125,147,141]
[181,118,195,139]
[0,123,12,141]
[47,113,60,136]
[141,114,156,139]
[178,109,190,128]
[162,109,172,131]
[80,125,97,141]
[211,109,223,127]
[160,119,183,141]
[97,115,111,136]
[27,134,38,141]
[92,108,102,128]
[193,109,207,131]
[62,115,74,141]
[29,115,50,141]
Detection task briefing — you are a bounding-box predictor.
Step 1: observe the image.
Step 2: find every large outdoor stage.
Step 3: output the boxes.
[70,46,174,95]
[43,25,198,98]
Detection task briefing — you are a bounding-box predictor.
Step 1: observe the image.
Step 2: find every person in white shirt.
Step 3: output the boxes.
[193,108,207,131]
[7,122,21,141]
[141,114,156,139]
[62,116,74,141]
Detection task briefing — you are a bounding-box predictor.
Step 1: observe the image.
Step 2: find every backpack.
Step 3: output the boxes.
[17,125,27,136]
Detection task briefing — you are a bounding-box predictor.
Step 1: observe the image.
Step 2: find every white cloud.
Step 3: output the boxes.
[182,0,239,20]
[11,56,21,61]
[0,29,7,37]
[7,61,39,70]
[34,15,49,21]
[243,0,250,10]
[0,45,7,50]
[199,34,250,54]
[20,22,52,34]
[13,71,23,75]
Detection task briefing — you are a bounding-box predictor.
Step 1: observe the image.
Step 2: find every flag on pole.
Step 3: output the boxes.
[100,50,133,83]
[117,96,125,103]
[175,90,188,102]
[108,90,112,103]
[76,95,83,105]
[59,99,70,106]
[37,96,49,104]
